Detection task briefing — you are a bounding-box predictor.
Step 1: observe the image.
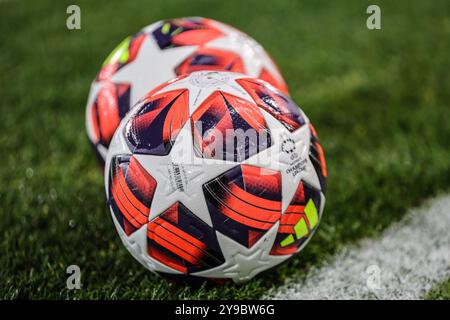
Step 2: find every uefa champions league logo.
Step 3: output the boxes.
[189,71,231,88]
[280,136,308,178]
[281,138,296,154]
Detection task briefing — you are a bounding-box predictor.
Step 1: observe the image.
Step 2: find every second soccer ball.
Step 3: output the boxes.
[85,17,289,167]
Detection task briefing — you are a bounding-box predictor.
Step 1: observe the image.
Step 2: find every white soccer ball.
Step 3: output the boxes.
[105,71,326,283]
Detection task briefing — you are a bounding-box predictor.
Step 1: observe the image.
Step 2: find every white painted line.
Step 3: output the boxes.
[266,195,450,300]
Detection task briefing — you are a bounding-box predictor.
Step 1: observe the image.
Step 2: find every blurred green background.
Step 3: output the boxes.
[0,0,449,299]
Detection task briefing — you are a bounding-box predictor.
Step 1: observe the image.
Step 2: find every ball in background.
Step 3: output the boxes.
[86,17,289,167]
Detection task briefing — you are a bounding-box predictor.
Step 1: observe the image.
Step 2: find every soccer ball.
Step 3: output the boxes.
[86,17,288,167]
[105,71,326,283]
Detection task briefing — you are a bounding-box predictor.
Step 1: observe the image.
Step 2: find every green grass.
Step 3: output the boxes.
[426,278,450,300]
[1,0,450,299]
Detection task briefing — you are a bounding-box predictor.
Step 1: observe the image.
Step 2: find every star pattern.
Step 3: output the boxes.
[193,222,288,282]
[154,71,255,115]
[109,37,197,106]
[85,37,195,124]
[85,36,196,145]
[133,119,237,226]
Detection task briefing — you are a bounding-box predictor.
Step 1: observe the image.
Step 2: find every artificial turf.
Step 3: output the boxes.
[1,0,449,299]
